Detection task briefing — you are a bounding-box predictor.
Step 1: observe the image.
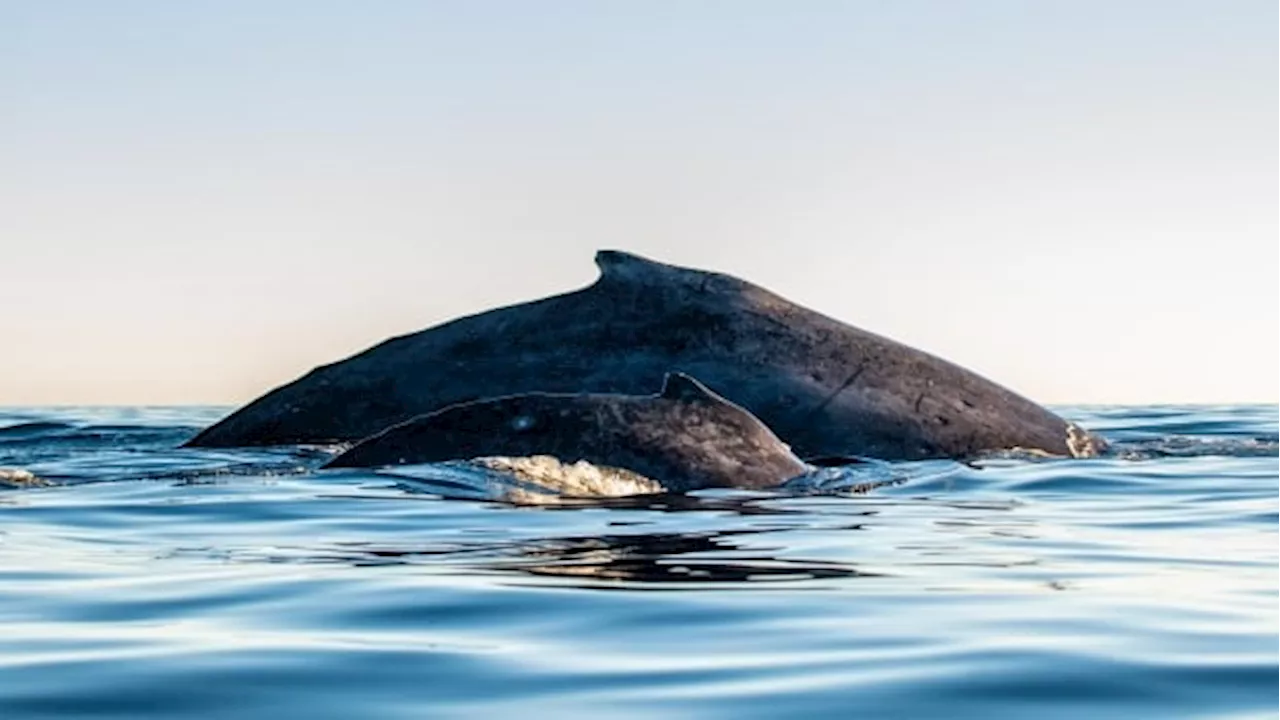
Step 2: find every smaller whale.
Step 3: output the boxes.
[323,373,811,492]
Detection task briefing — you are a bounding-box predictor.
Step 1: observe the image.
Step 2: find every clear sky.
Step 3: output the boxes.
[2,1,1275,405]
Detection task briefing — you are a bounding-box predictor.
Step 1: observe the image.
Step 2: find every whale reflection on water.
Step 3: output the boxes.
[231,526,879,586]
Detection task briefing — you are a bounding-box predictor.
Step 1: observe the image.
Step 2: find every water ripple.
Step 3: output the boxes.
[0,405,1274,718]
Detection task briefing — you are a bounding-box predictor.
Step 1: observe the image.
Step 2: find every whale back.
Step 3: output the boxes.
[188,250,1105,460]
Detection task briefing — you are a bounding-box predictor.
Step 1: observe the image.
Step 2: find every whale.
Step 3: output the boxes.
[188,250,1106,461]
[324,373,812,493]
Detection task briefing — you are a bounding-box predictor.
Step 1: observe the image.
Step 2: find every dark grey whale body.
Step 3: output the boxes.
[189,250,1105,460]
[325,373,811,492]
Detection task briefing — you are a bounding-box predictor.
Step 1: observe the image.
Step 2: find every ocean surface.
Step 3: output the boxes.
[1,405,1276,719]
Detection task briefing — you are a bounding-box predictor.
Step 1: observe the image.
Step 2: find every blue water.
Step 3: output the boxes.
[1,405,1276,719]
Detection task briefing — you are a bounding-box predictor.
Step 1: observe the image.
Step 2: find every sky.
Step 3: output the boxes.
[1,1,1276,405]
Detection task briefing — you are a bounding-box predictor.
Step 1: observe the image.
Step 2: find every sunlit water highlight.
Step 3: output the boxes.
[1,405,1275,718]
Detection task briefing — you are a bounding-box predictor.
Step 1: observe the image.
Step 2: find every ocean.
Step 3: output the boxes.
[0,405,1275,719]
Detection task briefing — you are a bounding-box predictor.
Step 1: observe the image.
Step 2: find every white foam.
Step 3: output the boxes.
[377,455,665,505]
[0,467,52,488]
[473,456,666,498]
[1066,423,1105,458]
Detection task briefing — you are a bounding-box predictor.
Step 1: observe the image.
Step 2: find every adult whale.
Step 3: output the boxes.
[188,250,1105,460]
[324,373,812,493]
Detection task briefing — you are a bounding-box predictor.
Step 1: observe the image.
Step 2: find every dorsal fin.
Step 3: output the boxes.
[659,372,721,403]
[593,249,757,301]
[594,250,674,284]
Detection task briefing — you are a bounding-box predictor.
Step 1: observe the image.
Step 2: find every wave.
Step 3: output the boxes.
[1106,436,1279,460]
[360,457,941,505]
[0,421,78,439]
[0,422,200,449]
